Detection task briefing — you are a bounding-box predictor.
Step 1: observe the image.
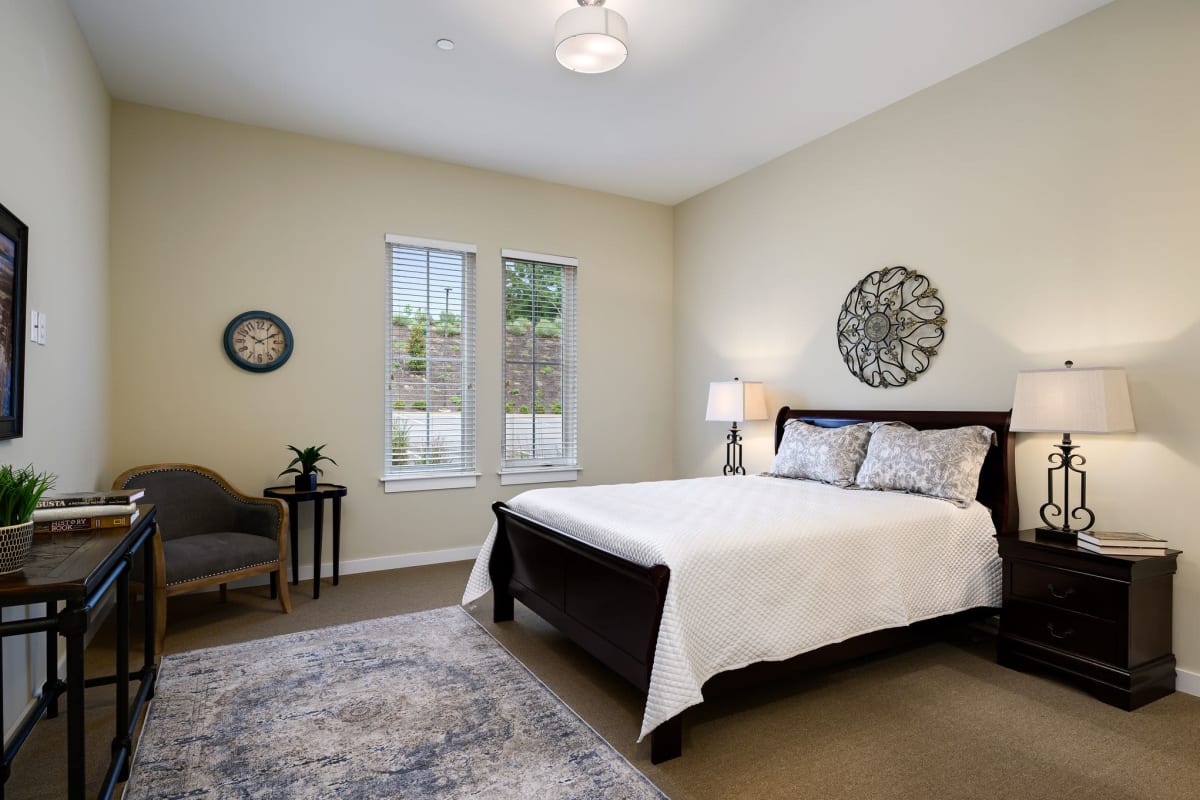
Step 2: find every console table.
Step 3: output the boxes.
[263,484,346,599]
[0,506,158,800]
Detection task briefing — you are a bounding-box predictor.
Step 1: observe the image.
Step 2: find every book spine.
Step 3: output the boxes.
[35,493,142,509]
[33,514,135,533]
[32,504,139,522]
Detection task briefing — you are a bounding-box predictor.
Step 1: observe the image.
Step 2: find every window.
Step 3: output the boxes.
[500,249,578,484]
[384,235,477,491]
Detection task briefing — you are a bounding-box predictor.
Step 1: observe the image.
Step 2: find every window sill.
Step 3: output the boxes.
[381,472,480,493]
[498,467,580,486]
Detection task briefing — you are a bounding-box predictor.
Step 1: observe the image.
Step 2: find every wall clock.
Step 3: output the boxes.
[223,310,294,372]
[836,266,946,388]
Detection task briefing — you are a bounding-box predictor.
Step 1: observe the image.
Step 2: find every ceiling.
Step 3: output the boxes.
[67,0,1110,205]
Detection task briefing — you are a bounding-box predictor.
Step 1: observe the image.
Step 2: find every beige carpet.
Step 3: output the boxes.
[6,562,1199,799]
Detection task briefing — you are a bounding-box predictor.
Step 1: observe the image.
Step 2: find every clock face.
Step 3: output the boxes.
[223,311,294,372]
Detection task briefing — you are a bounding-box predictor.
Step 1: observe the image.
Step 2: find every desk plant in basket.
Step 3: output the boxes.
[279,444,336,492]
[0,464,55,574]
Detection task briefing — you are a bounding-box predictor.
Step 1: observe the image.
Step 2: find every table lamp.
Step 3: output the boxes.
[1009,360,1135,541]
[705,378,768,476]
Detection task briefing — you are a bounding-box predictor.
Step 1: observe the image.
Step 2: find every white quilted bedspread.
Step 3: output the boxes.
[462,475,1000,741]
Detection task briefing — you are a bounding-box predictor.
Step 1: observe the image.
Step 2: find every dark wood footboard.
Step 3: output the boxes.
[490,501,670,691]
[489,501,681,761]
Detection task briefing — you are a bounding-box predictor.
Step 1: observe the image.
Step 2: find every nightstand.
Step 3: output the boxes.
[996,530,1180,710]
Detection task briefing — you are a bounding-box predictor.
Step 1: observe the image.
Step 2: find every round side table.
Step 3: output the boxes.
[263,483,347,599]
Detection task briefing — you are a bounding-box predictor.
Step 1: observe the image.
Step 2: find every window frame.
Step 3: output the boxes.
[381,234,479,493]
[498,249,579,485]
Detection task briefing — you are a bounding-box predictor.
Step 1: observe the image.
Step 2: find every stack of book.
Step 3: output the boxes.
[1076,530,1169,556]
[32,489,145,533]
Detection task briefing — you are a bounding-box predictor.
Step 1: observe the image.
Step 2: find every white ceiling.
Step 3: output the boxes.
[68,0,1110,205]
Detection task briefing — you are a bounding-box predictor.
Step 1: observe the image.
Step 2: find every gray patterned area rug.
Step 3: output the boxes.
[125,606,666,799]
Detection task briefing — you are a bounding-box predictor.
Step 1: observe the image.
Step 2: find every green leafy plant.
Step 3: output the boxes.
[412,400,427,410]
[437,311,461,337]
[539,365,555,376]
[278,444,337,478]
[391,421,411,466]
[505,402,515,413]
[392,400,406,409]
[0,465,56,526]
[518,405,530,414]
[506,317,532,336]
[534,318,561,338]
[450,396,462,409]
[406,324,427,373]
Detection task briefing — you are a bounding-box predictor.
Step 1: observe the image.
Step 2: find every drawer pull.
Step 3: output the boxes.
[1046,622,1074,640]
[1047,583,1075,600]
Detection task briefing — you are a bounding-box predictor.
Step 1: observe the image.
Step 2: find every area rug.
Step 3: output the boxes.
[124,606,666,799]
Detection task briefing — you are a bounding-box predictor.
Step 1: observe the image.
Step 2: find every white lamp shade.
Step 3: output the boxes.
[1010,366,1135,434]
[705,380,768,423]
[555,4,628,74]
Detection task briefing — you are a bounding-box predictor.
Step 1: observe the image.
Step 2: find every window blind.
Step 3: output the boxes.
[501,252,578,468]
[385,236,477,476]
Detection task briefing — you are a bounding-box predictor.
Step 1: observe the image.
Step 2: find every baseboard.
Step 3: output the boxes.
[217,545,481,591]
[292,545,481,581]
[1176,667,1200,698]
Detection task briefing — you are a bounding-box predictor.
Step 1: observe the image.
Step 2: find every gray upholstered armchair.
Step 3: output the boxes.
[113,463,292,651]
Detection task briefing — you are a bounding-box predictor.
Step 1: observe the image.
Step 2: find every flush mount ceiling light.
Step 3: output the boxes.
[555,0,628,74]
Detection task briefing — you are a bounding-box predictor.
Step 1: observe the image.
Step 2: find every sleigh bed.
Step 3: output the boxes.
[475,407,1017,762]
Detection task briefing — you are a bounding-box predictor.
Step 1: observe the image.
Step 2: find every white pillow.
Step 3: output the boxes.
[768,420,871,487]
[854,422,995,507]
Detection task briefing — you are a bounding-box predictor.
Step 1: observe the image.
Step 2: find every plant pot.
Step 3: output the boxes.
[294,473,318,492]
[0,521,35,575]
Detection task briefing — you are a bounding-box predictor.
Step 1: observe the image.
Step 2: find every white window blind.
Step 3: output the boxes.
[385,235,477,480]
[501,251,578,469]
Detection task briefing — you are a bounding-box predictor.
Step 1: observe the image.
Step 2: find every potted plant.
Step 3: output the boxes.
[279,444,336,492]
[0,464,55,574]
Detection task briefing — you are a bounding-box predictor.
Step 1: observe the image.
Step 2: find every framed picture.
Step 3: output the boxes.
[0,202,27,439]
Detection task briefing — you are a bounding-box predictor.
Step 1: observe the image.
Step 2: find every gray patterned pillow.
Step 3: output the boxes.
[855,422,995,507]
[768,421,871,486]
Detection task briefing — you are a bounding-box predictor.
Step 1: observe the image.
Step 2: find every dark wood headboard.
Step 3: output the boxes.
[774,407,1018,534]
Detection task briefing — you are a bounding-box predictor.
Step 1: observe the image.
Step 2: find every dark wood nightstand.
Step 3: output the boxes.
[996,529,1180,710]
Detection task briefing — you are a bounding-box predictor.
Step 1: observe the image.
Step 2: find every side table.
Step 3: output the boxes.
[996,529,1180,709]
[263,484,347,599]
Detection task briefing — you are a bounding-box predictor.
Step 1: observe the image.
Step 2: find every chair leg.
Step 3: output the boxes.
[276,566,292,613]
[219,583,228,603]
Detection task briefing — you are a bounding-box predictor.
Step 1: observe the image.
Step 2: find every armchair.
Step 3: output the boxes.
[113,463,292,651]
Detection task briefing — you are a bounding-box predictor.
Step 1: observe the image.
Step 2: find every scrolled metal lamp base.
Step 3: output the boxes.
[723,423,745,476]
[1035,432,1096,543]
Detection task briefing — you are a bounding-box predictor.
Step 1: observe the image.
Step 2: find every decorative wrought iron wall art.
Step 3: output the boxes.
[836,266,946,388]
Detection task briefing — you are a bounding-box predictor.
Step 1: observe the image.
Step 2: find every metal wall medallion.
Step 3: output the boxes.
[836,266,946,388]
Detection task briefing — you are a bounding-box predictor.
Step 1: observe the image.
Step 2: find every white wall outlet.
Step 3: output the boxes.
[37,311,46,345]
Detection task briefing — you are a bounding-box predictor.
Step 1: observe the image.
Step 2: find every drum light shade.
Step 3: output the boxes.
[555,1,628,74]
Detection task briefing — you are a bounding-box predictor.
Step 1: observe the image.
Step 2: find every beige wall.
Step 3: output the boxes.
[0,0,111,735]
[108,103,674,571]
[674,0,1200,676]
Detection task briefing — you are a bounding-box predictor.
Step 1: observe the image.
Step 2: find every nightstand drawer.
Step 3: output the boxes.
[1004,600,1119,665]
[1010,561,1123,620]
